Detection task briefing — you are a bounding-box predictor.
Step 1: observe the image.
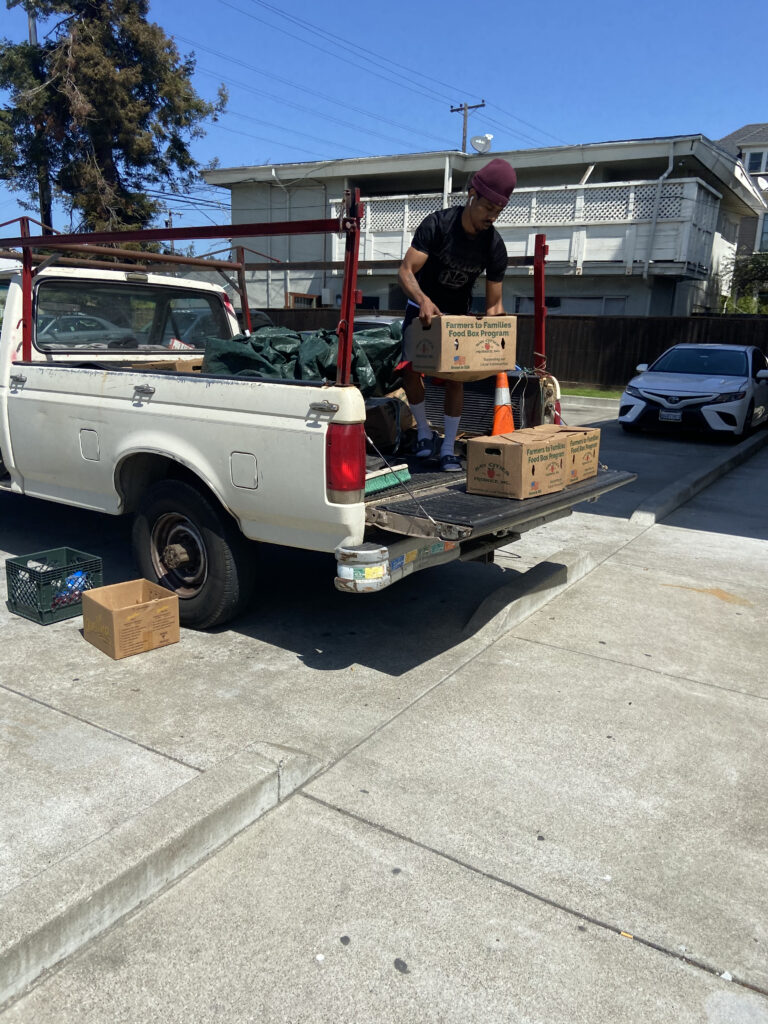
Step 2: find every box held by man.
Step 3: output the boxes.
[406,315,516,382]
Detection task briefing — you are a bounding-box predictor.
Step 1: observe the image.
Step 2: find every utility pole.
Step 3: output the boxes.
[165,209,175,253]
[450,100,486,152]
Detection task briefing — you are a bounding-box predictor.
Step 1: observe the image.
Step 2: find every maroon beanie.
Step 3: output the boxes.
[471,158,517,207]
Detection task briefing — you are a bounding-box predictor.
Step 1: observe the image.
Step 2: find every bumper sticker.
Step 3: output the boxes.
[353,565,386,580]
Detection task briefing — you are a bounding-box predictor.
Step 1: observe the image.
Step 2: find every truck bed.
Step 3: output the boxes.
[365,456,636,541]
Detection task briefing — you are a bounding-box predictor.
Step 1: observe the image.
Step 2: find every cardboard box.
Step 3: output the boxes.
[384,388,416,431]
[133,358,203,373]
[405,315,516,382]
[82,580,180,660]
[466,428,567,499]
[531,425,601,483]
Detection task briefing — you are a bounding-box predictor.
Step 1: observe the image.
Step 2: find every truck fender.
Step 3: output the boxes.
[114,444,234,520]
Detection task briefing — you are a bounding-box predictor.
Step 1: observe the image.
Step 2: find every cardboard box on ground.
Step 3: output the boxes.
[82,580,180,660]
[405,315,517,382]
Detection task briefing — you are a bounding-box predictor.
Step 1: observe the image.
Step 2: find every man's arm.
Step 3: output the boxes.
[398,246,442,326]
[485,278,505,316]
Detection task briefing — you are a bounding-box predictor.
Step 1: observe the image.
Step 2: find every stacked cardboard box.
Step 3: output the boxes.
[405,315,516,382]
[466,428,567,499]
[532,425,601,483]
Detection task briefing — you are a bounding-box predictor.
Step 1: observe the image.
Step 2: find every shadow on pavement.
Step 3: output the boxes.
[0,491,525,676]
[221,542,518,674]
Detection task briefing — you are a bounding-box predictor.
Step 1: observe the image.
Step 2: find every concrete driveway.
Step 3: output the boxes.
[2,416,767,1021]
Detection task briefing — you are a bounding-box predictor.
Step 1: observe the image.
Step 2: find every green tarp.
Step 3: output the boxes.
[200,323,403,398]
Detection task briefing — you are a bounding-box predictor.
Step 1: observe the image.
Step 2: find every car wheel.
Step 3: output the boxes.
[735,400,755,441]
[132,479,257,629]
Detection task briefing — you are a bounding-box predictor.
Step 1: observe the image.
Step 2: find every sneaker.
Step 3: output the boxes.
[440,453,462,472]
[414,432,439,459]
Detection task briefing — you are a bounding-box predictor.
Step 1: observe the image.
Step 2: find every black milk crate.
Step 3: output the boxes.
[6,547,103,625]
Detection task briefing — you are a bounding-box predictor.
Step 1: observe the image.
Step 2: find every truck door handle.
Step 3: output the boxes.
[10,374,27,387]
[133,384,156,397]
[309,400,339,413]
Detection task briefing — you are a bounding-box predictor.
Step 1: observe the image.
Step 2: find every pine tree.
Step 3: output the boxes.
[0,0,226,231]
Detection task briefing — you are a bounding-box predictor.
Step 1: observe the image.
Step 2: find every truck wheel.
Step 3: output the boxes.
[132,479,256,630]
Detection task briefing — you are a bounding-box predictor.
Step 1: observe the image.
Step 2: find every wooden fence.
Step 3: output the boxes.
[262,310,768,388]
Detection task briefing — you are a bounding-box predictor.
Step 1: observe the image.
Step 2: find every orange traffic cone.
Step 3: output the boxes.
[491,372,515,434]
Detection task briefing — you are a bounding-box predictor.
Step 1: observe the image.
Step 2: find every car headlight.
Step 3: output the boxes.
[624,385,643,398]
[711,391,746,404]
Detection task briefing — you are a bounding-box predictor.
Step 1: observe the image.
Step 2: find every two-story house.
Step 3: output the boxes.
[716,124,768,254]
[203,133,766,317]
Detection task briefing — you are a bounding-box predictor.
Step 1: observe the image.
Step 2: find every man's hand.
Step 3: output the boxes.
[399,246,441,326]
[419,298,441,328]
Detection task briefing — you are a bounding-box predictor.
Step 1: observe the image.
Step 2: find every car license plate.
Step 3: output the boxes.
[659,410,682,422]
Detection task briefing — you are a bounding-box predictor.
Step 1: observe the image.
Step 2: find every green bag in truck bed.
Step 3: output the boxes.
[201,327,401,398]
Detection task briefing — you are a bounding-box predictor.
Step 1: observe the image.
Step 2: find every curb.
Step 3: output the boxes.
[463,548,598,644]
[0,743,322,1009]
[560,395,620,410]
[630,429,768,527]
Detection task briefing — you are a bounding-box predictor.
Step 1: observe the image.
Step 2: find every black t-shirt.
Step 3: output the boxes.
[406,206,508,320]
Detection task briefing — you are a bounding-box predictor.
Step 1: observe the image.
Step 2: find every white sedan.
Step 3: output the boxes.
[619,344,768,438]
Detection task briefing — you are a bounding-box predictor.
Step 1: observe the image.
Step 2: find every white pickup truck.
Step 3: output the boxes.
[0,230,633,629]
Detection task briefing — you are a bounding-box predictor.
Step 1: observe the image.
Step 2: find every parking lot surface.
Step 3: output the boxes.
[2,410,767,1021]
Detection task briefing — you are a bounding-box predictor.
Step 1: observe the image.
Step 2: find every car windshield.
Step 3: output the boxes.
[650,347,748,376]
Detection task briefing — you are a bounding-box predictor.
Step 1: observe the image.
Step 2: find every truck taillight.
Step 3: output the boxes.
[221,291,235,316]
[326,422,365,503]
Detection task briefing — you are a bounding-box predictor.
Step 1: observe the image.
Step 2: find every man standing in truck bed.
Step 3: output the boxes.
[397,158,517,470]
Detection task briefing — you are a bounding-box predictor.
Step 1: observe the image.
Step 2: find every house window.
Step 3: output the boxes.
[760,218,768,253]
[746,151,766,173]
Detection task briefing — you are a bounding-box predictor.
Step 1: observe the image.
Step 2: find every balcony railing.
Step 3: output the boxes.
[331,178,720,275]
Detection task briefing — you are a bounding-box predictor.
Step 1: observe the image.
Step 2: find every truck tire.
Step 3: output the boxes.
[132,479,257,630]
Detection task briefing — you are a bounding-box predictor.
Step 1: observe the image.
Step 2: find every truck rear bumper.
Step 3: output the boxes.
[335,535,462,593]
[336,467,636,593]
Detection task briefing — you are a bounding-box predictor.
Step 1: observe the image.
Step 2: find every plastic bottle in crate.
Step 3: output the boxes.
[52,570,88,610]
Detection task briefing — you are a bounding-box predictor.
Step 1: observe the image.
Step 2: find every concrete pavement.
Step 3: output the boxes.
[1,424,767,1020]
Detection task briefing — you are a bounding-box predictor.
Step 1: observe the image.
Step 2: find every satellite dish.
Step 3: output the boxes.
[757,176,768,192]
[470,133,494,154]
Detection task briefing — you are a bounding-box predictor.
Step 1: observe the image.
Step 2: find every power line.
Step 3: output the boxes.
[225,110,363,155]
[217,0,451,106]
[234,0,566,149]
[241,0,468,105]
[179,37,456,149]
[486,106,571,147]
[212,120,341,160]
[195,65,444,151]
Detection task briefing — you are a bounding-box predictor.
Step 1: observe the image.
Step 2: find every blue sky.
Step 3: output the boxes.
[1,0,764,242]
